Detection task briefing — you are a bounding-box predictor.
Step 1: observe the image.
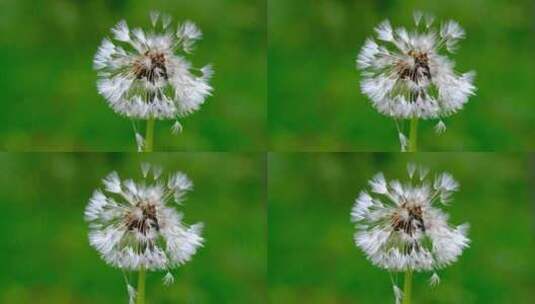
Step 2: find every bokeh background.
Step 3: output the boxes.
[269,0,535,151]
[0,153,266,303]
[269,153,535,303]
[0,0,266,151]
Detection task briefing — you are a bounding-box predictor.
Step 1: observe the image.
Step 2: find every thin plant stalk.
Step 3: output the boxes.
[144,118,155,152]
[402,270,413,304]
[408,117,418,152]
[136,268,146,304]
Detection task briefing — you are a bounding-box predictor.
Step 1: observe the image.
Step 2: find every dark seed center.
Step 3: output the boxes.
[398,50,432,83]
[126,203,160,235]
[391,205,425,236]
[133,51,169,83]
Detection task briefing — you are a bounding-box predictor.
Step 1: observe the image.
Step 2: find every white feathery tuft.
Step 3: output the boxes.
[429,272,441,287]
[84,165,204,279]
[435,120,447,134]
[163,272,175,286]
[352,165,469,273]
[356,12,475,123]
[93,12,213,136]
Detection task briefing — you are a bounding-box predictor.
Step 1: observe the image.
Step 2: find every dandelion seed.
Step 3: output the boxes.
[429,272,441,287]
[398,132,408,152]
[356,12,476,141]
[84,163,204,284]
[171,120,183,134]
[407,163,417,179]
[413,11,423,26]
[135,133,145,152]
[127,284,136,304]
[435,120,447,134]
[94,12,213,134]
[149,11,160,27]
[393,284,403,304]
[163,272,175,286]
[141,162,151,178]
[351,164,470,272]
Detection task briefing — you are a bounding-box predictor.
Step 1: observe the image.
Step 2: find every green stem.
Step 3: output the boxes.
[136,268,146,304]
[402,270,413,304]
[144,118,155,152]
[408,117,418,152]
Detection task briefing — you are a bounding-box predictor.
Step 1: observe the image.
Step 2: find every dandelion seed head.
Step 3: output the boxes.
[85,164,204,276]
[94,12,213,124]
[351,164,470,272]
[357,12,476,122]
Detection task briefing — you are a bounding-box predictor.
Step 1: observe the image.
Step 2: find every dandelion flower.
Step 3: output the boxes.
[85,163,204,300]
[94,11,213,136]
[351,164,469,301]
[356,12,476,148]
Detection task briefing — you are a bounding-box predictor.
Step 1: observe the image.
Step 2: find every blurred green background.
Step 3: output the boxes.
[269,153,535,303]
[0,153,266,303]
[0,0,266,151]
[269,0,535,151]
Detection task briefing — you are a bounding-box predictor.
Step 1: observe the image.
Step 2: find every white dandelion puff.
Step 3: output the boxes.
[356,12,476,136]
[84,164,204,284]
[351,165,470,273]
[93,12,213,131]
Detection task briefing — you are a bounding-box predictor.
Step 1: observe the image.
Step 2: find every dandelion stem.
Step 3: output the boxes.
[408,117,418,152]
[145,119,155,152]
[136,268,146,304]
[402,270,413,304]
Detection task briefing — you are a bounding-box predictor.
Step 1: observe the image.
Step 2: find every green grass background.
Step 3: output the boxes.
[0,153,266,303]
[269,153,535,303]
[0,0,266,151]
[269,0,535,151]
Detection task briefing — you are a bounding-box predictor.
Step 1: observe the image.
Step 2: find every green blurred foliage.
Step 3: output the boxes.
[268,153,535,303]
[0,153,266,303]
[269,0,535,151]
[0,0,266,151]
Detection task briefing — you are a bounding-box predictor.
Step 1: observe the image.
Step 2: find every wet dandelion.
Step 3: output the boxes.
[356,12,476,151]
[351,164,470,303]
[85,163,204,303]
[94,11,213,151]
